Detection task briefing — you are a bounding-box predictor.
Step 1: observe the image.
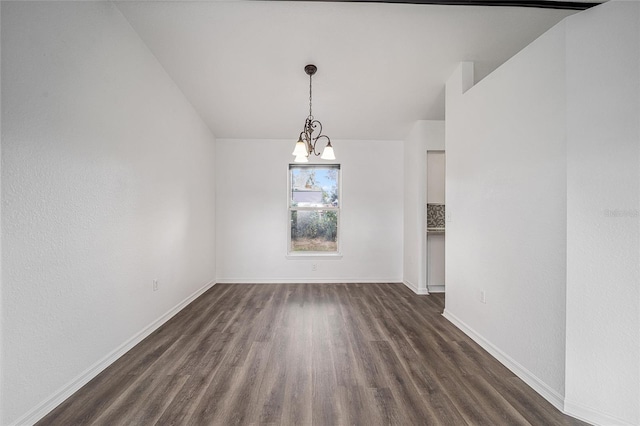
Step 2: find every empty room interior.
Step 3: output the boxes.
[1,0,639,425]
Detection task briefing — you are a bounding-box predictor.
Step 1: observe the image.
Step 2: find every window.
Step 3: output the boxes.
[289,164,340,254]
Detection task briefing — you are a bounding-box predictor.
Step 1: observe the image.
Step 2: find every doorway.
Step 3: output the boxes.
[426,150,445,293]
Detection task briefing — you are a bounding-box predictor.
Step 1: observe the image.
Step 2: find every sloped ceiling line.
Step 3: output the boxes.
[266,0,600,11]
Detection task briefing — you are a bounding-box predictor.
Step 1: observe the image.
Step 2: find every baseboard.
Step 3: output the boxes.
[565,399,635,426]
[427,284,445,293]
[442,309,565,412]
[402,280,429,295]
[216,278,403,284]
[13,279,216,426]
[442,310,635,426]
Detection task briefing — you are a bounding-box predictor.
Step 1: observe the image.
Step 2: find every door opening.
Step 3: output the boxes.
[426,150,445,293]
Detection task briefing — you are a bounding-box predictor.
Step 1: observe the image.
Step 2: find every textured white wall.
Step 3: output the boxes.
[444,23,568,403]
[564,2,640,424]
[1,2,216,424]
[426,152,446,204]
[216,139,403,283]
[445,3,640,425]
[402,121,444,294]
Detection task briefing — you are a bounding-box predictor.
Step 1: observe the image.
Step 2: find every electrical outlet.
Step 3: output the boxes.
[153,279,159,292]
[480,290,486,304]
[312,264,317,272]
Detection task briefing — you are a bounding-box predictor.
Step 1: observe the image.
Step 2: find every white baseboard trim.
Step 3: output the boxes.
[216,278,402,284]
[402,280,429,295]
[13,279,216,426]
[427,284,445,293]
[442,309,565,413]
[442,310,633,426]
[565,399,635,426]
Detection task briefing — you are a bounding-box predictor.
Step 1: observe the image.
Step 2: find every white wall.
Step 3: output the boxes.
[216,139,403,283]
[1,2,216,424]
[445,2,640,425]
[403,120,444,294]
[426,152,446,204]
[444,22,568,406]
[564,2,640,425]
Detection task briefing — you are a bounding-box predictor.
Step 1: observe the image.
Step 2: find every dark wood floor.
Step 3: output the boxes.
[38,283,587,426]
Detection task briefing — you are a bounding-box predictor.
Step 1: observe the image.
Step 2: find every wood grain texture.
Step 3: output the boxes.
[37,283,588,426]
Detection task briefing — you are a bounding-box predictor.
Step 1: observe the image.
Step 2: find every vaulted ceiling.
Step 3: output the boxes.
[115,0,601,140]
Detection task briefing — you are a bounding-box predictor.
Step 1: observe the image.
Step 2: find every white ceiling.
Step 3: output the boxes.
[115,1,584,140]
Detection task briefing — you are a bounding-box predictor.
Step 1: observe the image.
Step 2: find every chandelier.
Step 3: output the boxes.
[292,64,336,163]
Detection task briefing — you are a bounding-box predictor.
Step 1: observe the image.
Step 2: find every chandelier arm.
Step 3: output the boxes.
[306,121,331,157]
[308,119,323,156]
[309,119,323,138]
[314,135,331,144]
[312,135,331,156]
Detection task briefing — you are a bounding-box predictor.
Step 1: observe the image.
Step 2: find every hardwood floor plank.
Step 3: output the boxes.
[454,339,516,379]
[438,374,502,425]
[126,374,190,425]
[37,283,588,426]
[88,374,158,425]
[256,331,288,424]
[462,374,533,425]
[281,286,313,426]
[370,340,444,425]
[186,363,238,425]
[154,374,211,426]
[311,286,343,425]
[426,390,470,426]
[36,371,139,425]
[338,385,377,426]
[219,341,274,425]
[335,289,388,389]
[368,387,404,425]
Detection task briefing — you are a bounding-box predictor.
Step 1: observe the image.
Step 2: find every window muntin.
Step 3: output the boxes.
[289,165,340,253]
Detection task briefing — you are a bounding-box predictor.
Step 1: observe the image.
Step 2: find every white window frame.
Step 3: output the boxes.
[287,164,342,258]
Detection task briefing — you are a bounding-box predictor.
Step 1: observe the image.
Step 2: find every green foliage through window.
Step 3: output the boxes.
[289,165,340,253]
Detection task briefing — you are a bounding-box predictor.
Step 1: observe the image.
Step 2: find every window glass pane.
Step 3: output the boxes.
[290,165,339,208]
[290,210,338,252]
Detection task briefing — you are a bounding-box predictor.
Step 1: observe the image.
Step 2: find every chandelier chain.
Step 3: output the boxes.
[309,73,313,119]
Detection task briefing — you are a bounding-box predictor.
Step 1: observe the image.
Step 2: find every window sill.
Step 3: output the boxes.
[286,253,343,260]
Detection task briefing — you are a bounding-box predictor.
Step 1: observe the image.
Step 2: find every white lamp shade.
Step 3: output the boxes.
[292,140,308,156]
[320,144,336,160]
[294,154,309,163]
